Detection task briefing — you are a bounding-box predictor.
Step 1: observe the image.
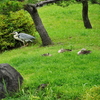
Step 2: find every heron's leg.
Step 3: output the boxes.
[21,41,29,47]
[22,41,26,47]
[25,43,29,46]
[23,41,29,47]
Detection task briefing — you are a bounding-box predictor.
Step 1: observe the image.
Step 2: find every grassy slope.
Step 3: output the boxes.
[1,3,100,100]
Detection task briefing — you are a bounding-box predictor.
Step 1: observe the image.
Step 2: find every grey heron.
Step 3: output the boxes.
[10,31,35,46]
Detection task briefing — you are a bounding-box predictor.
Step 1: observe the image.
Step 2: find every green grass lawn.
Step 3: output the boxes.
[1,3,100,100]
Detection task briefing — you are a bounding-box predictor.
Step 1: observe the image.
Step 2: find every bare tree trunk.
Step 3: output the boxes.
[24,4,52,46]
[82,0,92,28]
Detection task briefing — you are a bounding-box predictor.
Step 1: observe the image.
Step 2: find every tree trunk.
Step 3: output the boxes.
[24,4,52,46]
[82,0,92,28]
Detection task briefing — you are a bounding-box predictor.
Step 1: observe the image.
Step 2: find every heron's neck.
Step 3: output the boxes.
[14,34,20,40]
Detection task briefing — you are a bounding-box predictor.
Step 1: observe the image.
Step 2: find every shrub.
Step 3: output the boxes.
[0,1,36,52]
[0,1,23,15]
[90,0,98,3]
[9,10,35,37]
[56,0,76,7]
[82,86,100,100]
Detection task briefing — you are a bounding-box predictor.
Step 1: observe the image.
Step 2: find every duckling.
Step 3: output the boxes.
[58,48,72,53]
[42,53,52,56]
[77,48,91,55]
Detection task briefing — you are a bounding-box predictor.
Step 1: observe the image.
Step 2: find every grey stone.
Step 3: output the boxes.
[0,63,23,99]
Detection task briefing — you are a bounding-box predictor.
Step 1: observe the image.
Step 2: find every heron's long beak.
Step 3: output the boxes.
[9,33,14,35]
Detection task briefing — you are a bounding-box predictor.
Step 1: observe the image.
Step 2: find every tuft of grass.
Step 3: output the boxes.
[1,3,100,100]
